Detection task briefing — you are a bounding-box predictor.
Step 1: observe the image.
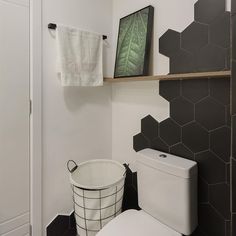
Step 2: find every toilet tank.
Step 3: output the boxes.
[137,149,198,235]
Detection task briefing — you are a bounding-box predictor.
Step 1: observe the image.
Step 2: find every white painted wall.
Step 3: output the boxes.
[42,0,113,233]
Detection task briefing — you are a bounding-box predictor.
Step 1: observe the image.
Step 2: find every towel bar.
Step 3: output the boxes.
[48,23,108,40]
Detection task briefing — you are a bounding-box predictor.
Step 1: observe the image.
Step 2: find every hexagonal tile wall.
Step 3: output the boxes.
[170,143,194,161]
[209,12,231,49]
[159,29,181,57]
[210,127,231,162]
[209,183,231,220]
[182,122,209,153]
[133,133,150,152]
[196,44,227,72]
[170,97,194,125]
[182,79,209,103]
[195,97,226,131]
[209,78,230,105]
[141,115,159,140]
[199,204,226,236]
[181,22,209,53]
[169,49,195,74]
[159,0,230,73]
[194,0,225,24]
[133,0,232,235]
[159,118,181,146]
[133,78,230,236]
[195,150,226,184]
[159,80,181,101]
[232,0,236,230]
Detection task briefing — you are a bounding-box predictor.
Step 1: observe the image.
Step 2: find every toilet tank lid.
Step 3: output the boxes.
[137,149,197,178]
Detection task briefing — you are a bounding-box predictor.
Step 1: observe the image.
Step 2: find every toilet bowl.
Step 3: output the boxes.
[97,209,181,236]
[97,149,198,236]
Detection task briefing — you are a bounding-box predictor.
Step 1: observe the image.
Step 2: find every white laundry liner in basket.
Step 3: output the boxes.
[67,159,126,236]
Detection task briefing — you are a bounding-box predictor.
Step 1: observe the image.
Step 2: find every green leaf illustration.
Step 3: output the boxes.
[115,7,149,77]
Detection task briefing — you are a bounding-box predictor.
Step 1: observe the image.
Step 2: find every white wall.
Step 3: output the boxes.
[42,0,113,232]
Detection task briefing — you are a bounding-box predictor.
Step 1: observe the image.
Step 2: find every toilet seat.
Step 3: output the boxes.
[97,210,182,236]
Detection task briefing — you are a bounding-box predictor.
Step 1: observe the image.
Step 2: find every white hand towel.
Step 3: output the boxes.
[56,25,103,86]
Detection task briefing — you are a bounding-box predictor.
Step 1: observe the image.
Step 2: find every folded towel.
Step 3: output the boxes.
[56,25,103,86]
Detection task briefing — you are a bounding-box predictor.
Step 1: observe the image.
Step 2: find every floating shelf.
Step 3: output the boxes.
[104,71,231,83]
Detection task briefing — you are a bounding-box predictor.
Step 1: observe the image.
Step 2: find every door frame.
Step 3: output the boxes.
[30,0,42,235]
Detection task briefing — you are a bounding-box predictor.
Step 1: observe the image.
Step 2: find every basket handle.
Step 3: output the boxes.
[67,160,78,173]
[123,163,129,176]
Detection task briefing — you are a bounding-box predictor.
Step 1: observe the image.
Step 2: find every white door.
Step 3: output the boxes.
[0,0,30,235]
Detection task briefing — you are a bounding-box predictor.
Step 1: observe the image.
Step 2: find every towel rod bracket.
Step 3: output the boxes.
[48,23,107,40]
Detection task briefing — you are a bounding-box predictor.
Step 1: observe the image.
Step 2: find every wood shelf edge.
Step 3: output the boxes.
[104,71,231,83]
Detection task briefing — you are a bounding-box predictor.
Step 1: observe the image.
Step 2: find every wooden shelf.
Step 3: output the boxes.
[104,71,231,83]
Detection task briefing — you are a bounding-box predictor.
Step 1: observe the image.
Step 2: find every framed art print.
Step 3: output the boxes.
[114,6,154,78]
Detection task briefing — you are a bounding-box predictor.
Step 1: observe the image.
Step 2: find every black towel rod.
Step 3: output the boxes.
[48,23,107,40]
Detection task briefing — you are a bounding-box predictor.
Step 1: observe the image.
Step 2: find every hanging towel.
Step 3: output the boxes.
[56,25,103,86]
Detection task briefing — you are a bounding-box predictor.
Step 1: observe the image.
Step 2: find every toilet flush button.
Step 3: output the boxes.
[159,154,167,158]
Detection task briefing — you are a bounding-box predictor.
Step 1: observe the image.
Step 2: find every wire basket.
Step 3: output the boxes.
[67,160,126,236]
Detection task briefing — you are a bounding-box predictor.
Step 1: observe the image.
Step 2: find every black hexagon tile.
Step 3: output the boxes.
[232,62,236,114]
[209,183,230,220]
[141,115,159,140]
[159,80,181,101]
[209,78,230,105]
[159,118,181,146]
[181,22,208,53]
[232,16,236,60]
[199,204,225,236]
[151,137,169,153]
[170,143,194,161]
[226,48,230,70]
[196,44,226,72]
[209,12,230,49]
[195,151,225,184]
[198,178,209,203]
[233,214,236,236]
[159,29,181,57]
[194,0,225,24]
[232,116,236,158]
[232,0,236,15]
[226,163,230,185]
[232,159,236,212]
[191,227,208,236]
[182,79,209,103]
[182,122,209,153]
[170,49,195,74]
[226,221,231,236]
[170,97,194,125]
[133,133,150,152]
[210,127,231,163]
[195,97,226,130]
[226,105,231,127]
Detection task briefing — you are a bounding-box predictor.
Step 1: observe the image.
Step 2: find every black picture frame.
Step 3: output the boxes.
[114,6,154,78]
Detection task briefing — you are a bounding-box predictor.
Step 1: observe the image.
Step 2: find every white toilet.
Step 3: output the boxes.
[97,148,198,236]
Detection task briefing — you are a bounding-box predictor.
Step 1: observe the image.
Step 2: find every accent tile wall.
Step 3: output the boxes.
[159,0,230,74]
[133,0,232,235]
[231,0,236,235]
[134,78,231,236]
